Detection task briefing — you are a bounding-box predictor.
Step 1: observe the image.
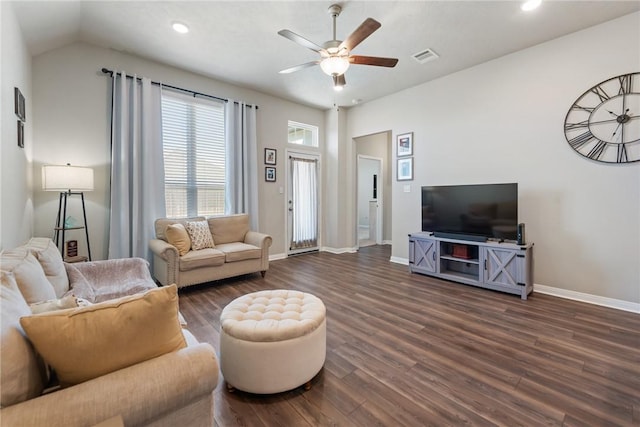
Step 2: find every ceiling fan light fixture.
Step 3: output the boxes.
[320,56,350,76]
[333,75,345,91]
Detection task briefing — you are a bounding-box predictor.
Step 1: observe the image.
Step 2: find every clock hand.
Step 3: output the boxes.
[612,122,622,138]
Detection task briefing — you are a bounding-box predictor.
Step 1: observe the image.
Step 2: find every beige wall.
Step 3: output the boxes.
[1,2,34,250]
[346,12,640,304]
[31,42,325,260]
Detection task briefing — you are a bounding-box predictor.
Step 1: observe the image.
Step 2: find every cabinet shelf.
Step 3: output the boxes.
[409,232,534,300]
[440,255,480,265]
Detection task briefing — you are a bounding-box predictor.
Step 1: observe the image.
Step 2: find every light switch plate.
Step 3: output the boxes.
[403,185,411,193]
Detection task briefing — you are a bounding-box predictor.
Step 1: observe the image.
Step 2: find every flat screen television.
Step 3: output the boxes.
[421,183,518,242]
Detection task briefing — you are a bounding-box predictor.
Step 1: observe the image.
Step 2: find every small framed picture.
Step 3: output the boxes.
[265,167,276,182]
[14,87,25,122]
[265,148,277,165]
[17,121,24,148]
[65,240,78,258]
[397,132,413,157]
[397,157,413,181]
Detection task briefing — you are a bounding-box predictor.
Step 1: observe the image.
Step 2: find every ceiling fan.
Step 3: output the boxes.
[278,4,398,91]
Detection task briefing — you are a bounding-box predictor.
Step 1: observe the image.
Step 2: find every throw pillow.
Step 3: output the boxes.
[12,252,57,304]
[20,284,186,387]
[186,220,215,250]
[29,295,80,314]
[1,271,47,406]
[165,223,192,256]
[29,238,69,297]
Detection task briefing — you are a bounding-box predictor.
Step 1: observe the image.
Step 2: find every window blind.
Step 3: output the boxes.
[161,91,226,218]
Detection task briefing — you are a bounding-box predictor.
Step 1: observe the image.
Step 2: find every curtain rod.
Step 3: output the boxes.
[101,68,258,109]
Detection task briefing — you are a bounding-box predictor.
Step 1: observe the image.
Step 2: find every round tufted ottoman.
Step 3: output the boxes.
[219,289,326,394]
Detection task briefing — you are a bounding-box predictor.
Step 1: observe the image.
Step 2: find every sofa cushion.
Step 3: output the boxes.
[26,237,69,297]
[216,242,262,263]
[20,285,186,387]
[0,271,47,407]
[208,214,250,244]
[179,248,226,271]
[9,251,57,304]
[155,216,205,241]
[165,223,191,256]
[186,221,215,250]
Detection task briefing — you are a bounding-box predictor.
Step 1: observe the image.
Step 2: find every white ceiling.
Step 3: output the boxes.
[12,0,640,110]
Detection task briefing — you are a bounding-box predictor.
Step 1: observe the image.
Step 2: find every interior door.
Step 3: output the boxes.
[287,152,319,255]
[357,155,383,247]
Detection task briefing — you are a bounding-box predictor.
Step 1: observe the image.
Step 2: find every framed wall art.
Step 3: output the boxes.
[17,121,24,148]
[265,148,277,165]
[14,87,25,122]
[397,157,413,181]
[265,167,276,182]
[396,132,413,157]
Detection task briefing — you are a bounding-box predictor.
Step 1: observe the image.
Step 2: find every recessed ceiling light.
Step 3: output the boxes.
[172,22,189,34]
[521,0,541,11]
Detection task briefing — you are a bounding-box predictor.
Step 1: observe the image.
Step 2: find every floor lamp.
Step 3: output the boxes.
[42,164,94,261]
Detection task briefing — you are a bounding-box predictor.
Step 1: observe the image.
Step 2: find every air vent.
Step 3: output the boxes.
[412,48,439,64]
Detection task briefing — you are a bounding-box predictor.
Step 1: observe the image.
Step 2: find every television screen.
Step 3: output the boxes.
[421,183,518,241]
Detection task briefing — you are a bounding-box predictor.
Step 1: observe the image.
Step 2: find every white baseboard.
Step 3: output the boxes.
[390,257,638,313]
[321,246,358,254]
[534,284,640,314]
[269,253,287,262]
[390,256,409,265]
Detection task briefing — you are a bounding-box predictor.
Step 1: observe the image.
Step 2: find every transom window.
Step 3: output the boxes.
[288,121,318,147]
[161,91,226,218]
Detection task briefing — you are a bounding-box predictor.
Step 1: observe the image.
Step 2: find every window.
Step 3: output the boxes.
[288,121,318,147]
[161,91,225,218]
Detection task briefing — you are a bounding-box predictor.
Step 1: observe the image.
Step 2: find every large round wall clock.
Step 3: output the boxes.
[564,72,640,163]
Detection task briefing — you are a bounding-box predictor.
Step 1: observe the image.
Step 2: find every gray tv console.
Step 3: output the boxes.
[408,232,534,300]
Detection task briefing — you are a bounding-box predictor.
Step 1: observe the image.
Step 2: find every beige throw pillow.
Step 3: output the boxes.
[186,220,215,250]
[1,271,47,406]
[20,284,186,387]
[12,252,57,304]
[165,223,192,256]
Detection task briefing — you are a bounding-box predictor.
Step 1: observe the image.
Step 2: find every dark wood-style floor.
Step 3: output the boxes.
[178,245,640,427]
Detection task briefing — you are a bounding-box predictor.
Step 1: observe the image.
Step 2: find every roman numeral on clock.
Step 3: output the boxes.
[617,143,628,163]
[564,120,589,131]
[618,74,633,95]
[587,140,608,160]
[568,131,596,149]
[590,85,611,102]
[571,104,595,113]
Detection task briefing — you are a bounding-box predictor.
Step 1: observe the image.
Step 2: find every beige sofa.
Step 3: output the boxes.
[149,214,272,288]
[0,238,219,427]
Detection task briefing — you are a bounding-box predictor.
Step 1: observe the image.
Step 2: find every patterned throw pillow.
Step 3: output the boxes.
[185,221,215,250]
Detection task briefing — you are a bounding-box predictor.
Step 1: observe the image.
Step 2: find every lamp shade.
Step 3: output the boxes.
[42,164,94,192]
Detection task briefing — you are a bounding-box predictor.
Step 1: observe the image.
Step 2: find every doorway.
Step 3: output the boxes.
[287,151,320,255]
[357,155,383,247]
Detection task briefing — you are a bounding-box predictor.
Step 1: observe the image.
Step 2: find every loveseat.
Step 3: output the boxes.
[149,213,272,288]
[0,238,219,427]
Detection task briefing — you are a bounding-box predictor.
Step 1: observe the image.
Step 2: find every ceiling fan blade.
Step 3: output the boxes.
[279,61,320,74]
[349,55,398,68]
[278,29,324,53]
[339,18,381,52]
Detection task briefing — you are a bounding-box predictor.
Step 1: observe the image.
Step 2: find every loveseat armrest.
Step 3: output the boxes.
[149,239,179,262]
[149,239,179,286]
[244,231,272,275]
[244,231,272,249]
[0,343,219,427]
